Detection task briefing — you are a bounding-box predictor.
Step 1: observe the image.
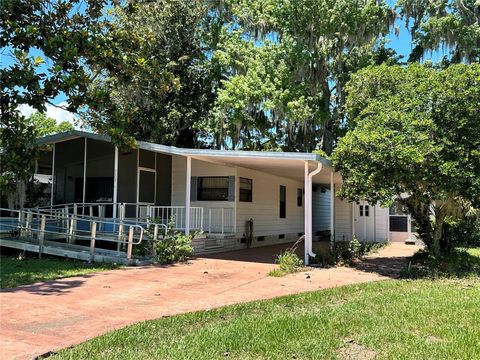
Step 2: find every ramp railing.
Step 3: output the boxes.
[0,208,167,261]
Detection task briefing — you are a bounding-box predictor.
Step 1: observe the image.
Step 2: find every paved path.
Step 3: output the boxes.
[0,243,420,360]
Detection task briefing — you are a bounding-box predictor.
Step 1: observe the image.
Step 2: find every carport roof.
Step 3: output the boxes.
[38,130,336,183]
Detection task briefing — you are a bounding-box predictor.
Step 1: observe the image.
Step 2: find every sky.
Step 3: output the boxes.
[1,4,450,126]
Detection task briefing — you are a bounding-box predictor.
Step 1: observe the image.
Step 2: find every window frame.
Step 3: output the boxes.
[239,177,253,202]
[196,176,229,201]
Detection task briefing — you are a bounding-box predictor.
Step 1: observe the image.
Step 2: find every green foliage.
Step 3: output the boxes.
[26,112,74,137]
[443,214,480,250]
[153,232,193,265]
[1,0,111,198]
[269,249,303,277]
[207,0,400,152]
[396,0,480,63]
[325,239,387,265]
[142,218,193,264]
[333,63,480,255]
[85,0,214,148]
[402,247,480,279]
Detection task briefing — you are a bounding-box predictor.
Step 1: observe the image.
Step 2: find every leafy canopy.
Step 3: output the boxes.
[332,63,480,253]
[1,0,112,190]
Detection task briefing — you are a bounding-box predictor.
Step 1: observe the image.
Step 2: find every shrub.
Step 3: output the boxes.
[402,247,480,279]
[153,231,193,264]
[328,238,387,265]
[135,217,194,264]
[269,249,303,277]
[443,214,480,251]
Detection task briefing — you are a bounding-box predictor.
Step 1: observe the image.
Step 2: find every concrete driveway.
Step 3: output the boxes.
[0,243,419,360]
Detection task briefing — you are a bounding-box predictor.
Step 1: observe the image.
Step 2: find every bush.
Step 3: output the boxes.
[153,231,193,264]
[135,218,194,264]
[402,247,480,279]
[328,238,387,265]
[443,214,480,251]
[269,249,303,277]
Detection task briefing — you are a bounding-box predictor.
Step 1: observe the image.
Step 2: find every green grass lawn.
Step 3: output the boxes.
[52,248,480,360]
[0,255,119,288]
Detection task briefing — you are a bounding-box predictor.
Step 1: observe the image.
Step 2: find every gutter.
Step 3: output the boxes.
[304,161,322,263]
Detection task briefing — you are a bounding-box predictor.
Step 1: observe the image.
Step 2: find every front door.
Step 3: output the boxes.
[354,201,375,241]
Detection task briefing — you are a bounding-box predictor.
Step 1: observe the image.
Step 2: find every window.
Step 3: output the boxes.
[279,185,286,218]
[239,177,252,202]
[297,188,302,206]
[359,204,370,217]
[197,177,229,201]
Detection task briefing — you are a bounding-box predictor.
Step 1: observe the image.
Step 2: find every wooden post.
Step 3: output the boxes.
[117,222,124,253]
[152,224,158,256]
[38,215,46,259]
[26,212,32,237]
[68,218,75,244]
[127,226,134,261]
[90,222,97,262]
[18,210,24,237]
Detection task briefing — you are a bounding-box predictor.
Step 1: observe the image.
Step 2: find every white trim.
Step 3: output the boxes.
[136,149,140,217]
[154,153,157,205]
[82,138,87,205]
[363,201,367,241]
[113,146,119,218]
[351,202,355,240]
[330,172,334,247]
[185,156,192,235]
[407,214,412,240]
[304,161,321,265]
[138,166,156,172]
[50,144,56,206]
[373,204,377,242]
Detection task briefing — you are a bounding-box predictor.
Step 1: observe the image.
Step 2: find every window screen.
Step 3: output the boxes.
[280,185,286,218]
[197,177,229,201]
[139,171,155,203]
[239,178,252,202]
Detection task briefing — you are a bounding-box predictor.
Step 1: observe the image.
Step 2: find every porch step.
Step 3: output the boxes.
[205,233,236,239]
[203,238,224,249]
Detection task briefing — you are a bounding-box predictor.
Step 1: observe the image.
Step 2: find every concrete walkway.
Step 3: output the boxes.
[0,243,420,360]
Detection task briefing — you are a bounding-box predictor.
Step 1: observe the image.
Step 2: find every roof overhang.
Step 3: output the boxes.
[37,130,340,184]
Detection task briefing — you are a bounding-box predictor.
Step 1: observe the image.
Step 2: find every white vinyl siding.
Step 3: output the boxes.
[334,197,353,241]
[312,187,330,232]
[334,196,389,242]
[235,167,304,238]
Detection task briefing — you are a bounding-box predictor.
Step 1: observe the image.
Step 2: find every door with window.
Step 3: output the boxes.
[354,201,375,241]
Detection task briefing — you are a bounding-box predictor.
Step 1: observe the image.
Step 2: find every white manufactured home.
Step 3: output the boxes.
[0,131,414,264]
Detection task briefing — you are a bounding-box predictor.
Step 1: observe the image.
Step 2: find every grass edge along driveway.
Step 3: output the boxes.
[0,255,119,288]
[52,277,480,360]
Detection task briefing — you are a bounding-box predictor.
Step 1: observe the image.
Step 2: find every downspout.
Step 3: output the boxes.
[304,161,322,264]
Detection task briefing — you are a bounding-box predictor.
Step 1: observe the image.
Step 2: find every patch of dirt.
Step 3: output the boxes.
[338,339,377,360]
[425,335,443,343]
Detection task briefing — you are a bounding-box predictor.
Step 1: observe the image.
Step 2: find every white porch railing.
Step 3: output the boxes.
[147,206,203,231]
[203,207,236,234]
[34,203,236,234]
